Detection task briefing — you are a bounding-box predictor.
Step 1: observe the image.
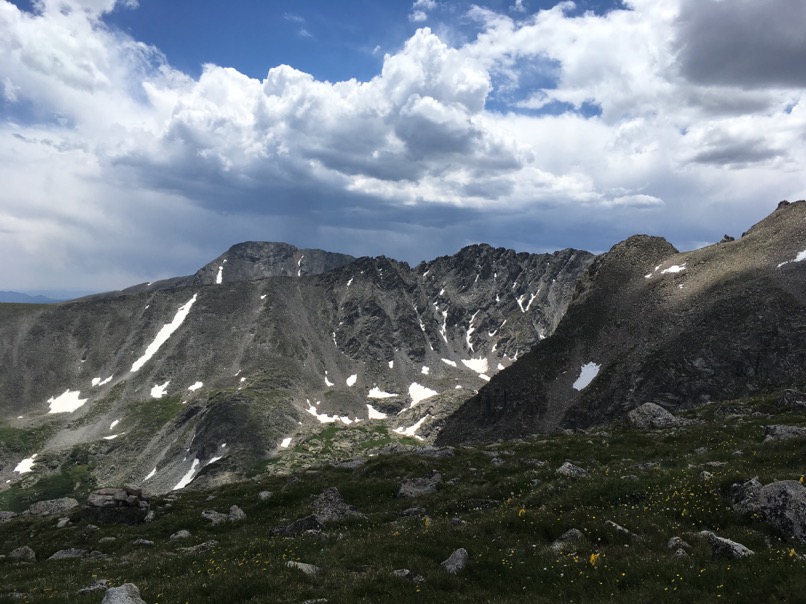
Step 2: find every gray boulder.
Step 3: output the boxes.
[398,472,443,498]
[287,560,320,576]
[556,462,587,478]
[0,511,18,524]
[550,528,586,553]
[313,487,364,523]
[627,403,687,429]
[778,389,806,410]
[228,505,246,522]
[170,530,191,540]
[258,491,273,501]
[23,497,78,517]
[732,479,806,544]
[48,548,87,560]
[441,548,469,574]
[271,515,325,536]
[101,583,147,604]
[701,531,754,559]
[763,425,806,443]
[201,509,229,526]
[82,488,149,525]
[8,546,35,562]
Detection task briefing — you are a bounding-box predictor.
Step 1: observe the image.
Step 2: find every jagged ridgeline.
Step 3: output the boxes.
[438,200,806,445]
[0,241,591,495]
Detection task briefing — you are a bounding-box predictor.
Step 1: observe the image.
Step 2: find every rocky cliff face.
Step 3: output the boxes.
[437,201,806,445]
[0,243,591,495]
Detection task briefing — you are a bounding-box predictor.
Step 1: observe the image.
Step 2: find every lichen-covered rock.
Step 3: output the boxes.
[627,403,687,429]
[8,546,35,562]
[23,497,78,517]
[398,472,443,498]
[701,531,754,559]
[286,560,320,576]
[313,487,364,523]
[556,462,587,478]
[101,583,147,604]
[441,548,469,574]
[732,479,806,545]
[763,425,806,443]
[550,528,586,553]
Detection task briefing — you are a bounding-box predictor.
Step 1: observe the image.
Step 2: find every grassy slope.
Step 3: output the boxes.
[1,394,806,603]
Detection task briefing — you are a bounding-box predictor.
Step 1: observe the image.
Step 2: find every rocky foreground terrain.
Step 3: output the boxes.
[2,392,806,602]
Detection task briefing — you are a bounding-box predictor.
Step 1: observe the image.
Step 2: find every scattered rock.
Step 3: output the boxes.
[0,511,18,524]
[287,560,320,576]
[313,487,364,524]
[627,402,689,429]
[101,583,147,604]
[82,488,150,525]
[400,506,427,517]
[398,472,443,498]
[228,505,246,522]
[99,537,117,543]
[778,390,806,411]
[8,546,35,562]
[441,548,469,574]
[258,491,273,501]
[763,425,806,443]
[77,579,109,595]
[672,548,689,559]
[170,530,191,540]
[556,462,587,478]
[23,497,79,517]
[550,528,586,553]
[392,569,425,583]
[605,520,642,541]
[271,515,325,536]
[700,471,713,481]
[201,509,229,526]
[56,517,71,528]
[132,538,154,546]
[731,479,806,544]
[465,498,500,511]
[48,548,88,560]
[667,536,692,551]
[179,540,218,555]
[701,531,754,559]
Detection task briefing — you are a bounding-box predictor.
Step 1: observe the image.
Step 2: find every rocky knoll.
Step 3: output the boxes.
[438,201,806,444]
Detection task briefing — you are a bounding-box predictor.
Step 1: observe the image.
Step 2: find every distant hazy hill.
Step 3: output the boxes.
[0,291,59,304]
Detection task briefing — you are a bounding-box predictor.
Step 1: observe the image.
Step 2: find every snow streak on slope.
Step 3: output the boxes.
[572,362,600,391]
[47,390,88,414]
[172,458,200,490]
[408,383,438,407]
[131,294,198,372]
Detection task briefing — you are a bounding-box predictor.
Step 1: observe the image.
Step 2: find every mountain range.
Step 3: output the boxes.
[1,200,804,500]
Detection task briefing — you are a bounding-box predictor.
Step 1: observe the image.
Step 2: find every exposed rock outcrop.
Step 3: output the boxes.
[81,488,150,525]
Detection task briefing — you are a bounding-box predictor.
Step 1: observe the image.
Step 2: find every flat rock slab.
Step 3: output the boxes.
[23,497,78,517]
[8,546,35,562]
[627,403,689,429]
[287,560,320,576]
[102,583,147,604]
[48,548,88,560]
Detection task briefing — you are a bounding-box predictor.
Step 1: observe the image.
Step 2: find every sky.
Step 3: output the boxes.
[1,0,805,295]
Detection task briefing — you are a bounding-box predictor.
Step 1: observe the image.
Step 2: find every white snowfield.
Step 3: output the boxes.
[367,404,388,419]
[441,358,457,367]
[645,263,686,279]
[368,387,397,399]
[216,265,224,284]
[151,381,170,399]
[131,293,198,373]
[91,375,113,387]
[408,382,438,407]
[346,374,358,387]
[187,381,203,392]
[14,454,37,474]
[280,437,292,448]
[394,415,429,440]
[172,458,200,490]
[47,390,88,414]
[110,419,120,430]
[572,362,601,391]
[144,467,157,481]
[461,357,489,374]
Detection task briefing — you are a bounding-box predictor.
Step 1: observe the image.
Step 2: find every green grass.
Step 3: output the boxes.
[2,393,806,602]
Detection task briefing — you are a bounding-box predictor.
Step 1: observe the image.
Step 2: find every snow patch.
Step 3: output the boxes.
[572,362,601,391]
[297,254,304,277]
[14,454,37,474]
[497,363,505,371]
[388,360,394,369]
[306,401,352,425]
[347,277,354,287]
[109,419,119,430]
[103,434,119,441]
[91,375,113,387]
[462,357,489,374]
[408,383,438,407]
[441,358,457,367]
[394,415,429,440]
[215,265,223,284]
[187,381,203,392]
[368,387,397,399]
[172,458,200,490]
[661,264,686,274]
[421,366,430,375]
[346,374,358,387]
[479,374,491,381]
[367,404,388,419]
[144,467,156,481]
[777,250,806,268]
[151,381,170,399]
[47,390,88,414]
[280,437,292,448]
[466,310,480,352]
[260,294,267,300]
[131,294,198,372]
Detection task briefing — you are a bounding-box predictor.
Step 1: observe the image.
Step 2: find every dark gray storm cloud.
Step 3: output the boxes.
[675,0,806,88]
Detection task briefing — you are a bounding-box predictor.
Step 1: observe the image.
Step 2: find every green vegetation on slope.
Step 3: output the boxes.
[1,394,806,602]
